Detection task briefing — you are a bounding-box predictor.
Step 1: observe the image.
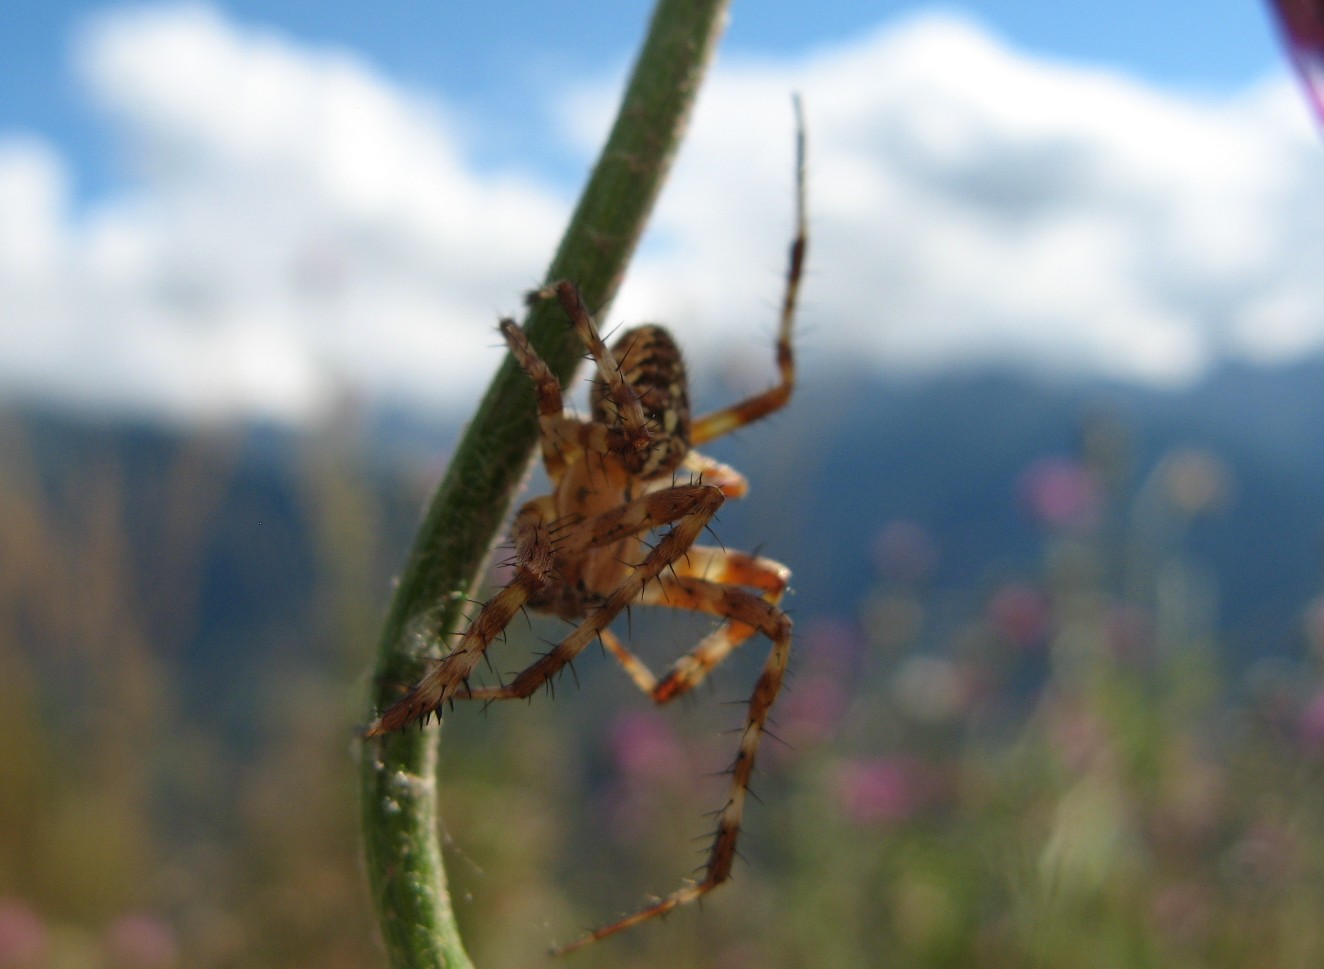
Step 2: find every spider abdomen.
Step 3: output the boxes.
[593,324,691,477]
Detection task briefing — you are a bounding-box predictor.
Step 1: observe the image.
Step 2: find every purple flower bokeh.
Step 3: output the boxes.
[873,520,939,585]
[609,709,687,783]
[834,757,924,826]
[0,900,46,969]
[105,913,179,969]
[1298,687,1324,750]
[1018,458,1100,531]
[986,582,1050,650]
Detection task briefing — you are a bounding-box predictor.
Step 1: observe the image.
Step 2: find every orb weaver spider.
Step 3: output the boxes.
[367,115,806,955]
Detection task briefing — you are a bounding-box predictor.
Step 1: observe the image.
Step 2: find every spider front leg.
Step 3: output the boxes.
[501,313,654,479]
[525,281,653,455]
[364,496,561,736]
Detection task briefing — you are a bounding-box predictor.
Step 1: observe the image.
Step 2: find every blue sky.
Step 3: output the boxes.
[0,1,1291,203]
[0,2,1318,423]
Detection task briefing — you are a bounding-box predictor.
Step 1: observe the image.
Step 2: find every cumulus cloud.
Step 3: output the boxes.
[0,3,567,422]
[0,5,1320,423]
[622,13,1324,386]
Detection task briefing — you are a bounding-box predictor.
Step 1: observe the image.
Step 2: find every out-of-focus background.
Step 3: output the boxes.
[4,2,1324,967]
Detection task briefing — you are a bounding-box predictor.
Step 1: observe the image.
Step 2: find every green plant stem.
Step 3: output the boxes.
[358,1,731,965]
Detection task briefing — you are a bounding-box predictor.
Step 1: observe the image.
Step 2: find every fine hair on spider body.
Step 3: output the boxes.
[367,101,808,956]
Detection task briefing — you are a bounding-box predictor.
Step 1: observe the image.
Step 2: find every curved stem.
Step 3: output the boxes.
[359,1,731,965]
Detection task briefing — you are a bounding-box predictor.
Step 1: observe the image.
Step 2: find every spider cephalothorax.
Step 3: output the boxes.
[367,117,806,955]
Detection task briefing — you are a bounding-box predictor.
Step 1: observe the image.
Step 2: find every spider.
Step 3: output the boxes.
[366,117,806,955]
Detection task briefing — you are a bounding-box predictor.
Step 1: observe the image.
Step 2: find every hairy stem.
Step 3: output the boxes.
[359,1,731,965]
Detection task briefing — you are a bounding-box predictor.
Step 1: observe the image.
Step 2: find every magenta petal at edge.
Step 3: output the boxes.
[1269,0,1324,122]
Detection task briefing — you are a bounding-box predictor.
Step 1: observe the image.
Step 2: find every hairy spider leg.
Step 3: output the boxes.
[502,313,665,485]
[468,549,787,702]
[499,318,571,481]
[589,548,790,700]
[690,101,805,446]
[364,495,558,736]
[525,280,653,453]
[550,574,793,956]
[372,100,807,958]
[369,483,726,733]
[683,450,749,498]
[458,482,726,704]
[459,545,792,955]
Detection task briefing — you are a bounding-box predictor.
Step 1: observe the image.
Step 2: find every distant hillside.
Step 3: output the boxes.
[10,355,1324,739]
[706,358,1324,664]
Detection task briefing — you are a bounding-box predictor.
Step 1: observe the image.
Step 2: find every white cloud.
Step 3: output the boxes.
[0,5,1321,423]
[618,12,1324,388]
[0,3,567,422]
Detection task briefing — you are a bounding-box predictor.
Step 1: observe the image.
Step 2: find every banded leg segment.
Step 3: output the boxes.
[503,316,657,482]
[592,549,791,701]
[464,484,727,704]
[500,318,571,480]
[364,497,558,735]
[644,555,790,702]
[690,102,806,445]
[553,579,793,956]
[682,450,749,498]
[541,280,650,451]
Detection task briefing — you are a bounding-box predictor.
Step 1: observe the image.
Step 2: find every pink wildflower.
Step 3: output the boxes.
[610,710,687,782]
[1299,687,1324,749]
[0,900,46,968]
[105,914,179,969]
[986,582,1050,649]
[834,757,921,825]
[1017,458,1099,531]
[777,673,848,750]
[873,520,938,584]
[1150,881,1212,944]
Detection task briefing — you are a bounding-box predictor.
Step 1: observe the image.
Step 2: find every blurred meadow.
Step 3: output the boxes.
[8,368,1324,968]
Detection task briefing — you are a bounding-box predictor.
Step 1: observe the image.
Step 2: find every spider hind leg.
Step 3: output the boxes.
[551,573,793,955]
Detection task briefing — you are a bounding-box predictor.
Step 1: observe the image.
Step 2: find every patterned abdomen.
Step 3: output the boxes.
[593,325,691,477]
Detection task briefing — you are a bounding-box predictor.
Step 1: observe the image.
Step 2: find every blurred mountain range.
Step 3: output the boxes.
[11,354,1324,737]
